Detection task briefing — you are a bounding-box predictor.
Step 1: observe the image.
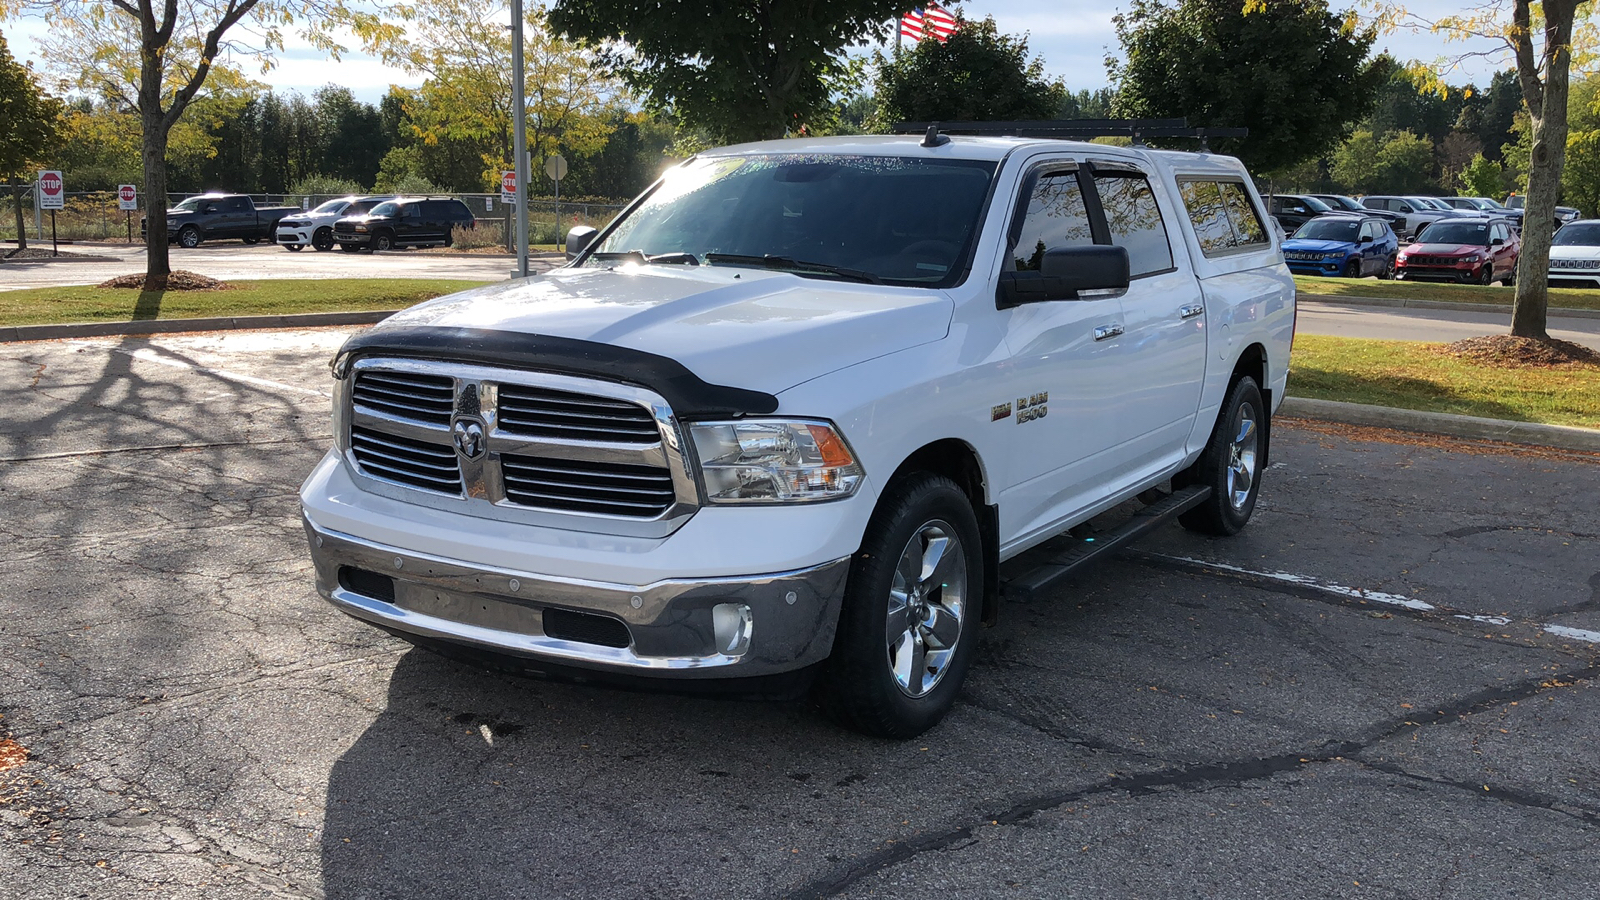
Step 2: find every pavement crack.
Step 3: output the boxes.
[1355,758,1600,829]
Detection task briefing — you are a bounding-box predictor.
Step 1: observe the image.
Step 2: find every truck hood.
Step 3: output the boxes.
[376,265,954,396]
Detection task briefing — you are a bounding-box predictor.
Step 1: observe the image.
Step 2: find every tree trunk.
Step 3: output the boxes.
[142,104,172,286]
[11,178,28,252]
[1511,9,1575,340]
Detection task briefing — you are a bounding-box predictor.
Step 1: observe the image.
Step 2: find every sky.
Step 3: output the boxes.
[2,1,1512,105]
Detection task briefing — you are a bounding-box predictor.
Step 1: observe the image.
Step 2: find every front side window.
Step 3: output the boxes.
[590,154,998,286]
[1357,221,1377,242]
[1095,173,1173,276]
[1011,171,1094,270]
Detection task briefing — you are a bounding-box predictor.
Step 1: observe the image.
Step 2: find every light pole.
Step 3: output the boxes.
[510,0,530,278]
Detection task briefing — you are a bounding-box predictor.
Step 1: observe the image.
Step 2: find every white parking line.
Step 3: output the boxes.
[115,347,330,397]
[1539,625,1600,644]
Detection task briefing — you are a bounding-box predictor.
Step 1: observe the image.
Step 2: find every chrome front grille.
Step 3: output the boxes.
[498,385,660,443]
[353,370,454,425]
[341,359,697,536]
[501,455,676,516]
[350,425,463,495]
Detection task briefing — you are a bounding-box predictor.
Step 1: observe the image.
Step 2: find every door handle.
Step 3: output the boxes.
[1093,324,1124,341]
[1179,303,1205,320]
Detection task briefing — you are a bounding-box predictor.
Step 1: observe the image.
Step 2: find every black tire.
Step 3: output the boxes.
[1477,265,1494,286]
[1342,259,1361,278]
[339,243,361,253]
[1379,255,1396,280]
[1505,263,1517,286]
[814,473,984,739]
[1178,377,1265,536]
[312,227,334,251]
[242,237,259,245]
[285,243,303,251]
[177,226,201,249]
[373,230,394,252]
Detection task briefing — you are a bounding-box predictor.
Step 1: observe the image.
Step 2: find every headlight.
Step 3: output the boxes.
[689,419,863,504]
[1323,252,1344,260]
[354,225,368,233]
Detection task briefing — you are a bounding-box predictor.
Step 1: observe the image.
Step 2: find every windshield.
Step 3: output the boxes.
[369,202,399,217]
[1317,196,1360,211]
[173,197,210,211]
[346,200,382,216]
[1553,223,1600,246]
[588,154,999,286]
[1412,197,1451,210]
[1291,219,1360,242]
[313,199,350,215]
[1474,197,1507,209]
[1415,220,1492,244]
[1506,196,1525,209]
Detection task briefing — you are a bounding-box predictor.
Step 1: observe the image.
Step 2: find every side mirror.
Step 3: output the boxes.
[1491,236,1505,246]
[566,225,598,260]
[1359,234,1374,243]
[998,245,1131,308]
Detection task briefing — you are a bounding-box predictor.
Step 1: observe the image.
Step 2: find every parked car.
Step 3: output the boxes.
[1281,213,1399,278]
[300,134,1295,738]
[1546,219,1600,287]
[1360,195,1461,239]
[1504,194,1581,229]
[1311,194,1405,232]
[276,195,393,252]
[141,193,302,248]
[1266,193,1334,235]
[1395,216,1519,284]
[333,197,476,252]
[1445,197,1524,230]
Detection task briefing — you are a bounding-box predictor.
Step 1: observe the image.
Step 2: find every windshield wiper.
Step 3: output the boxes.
[703,253,884,284]
[589,250,700,265]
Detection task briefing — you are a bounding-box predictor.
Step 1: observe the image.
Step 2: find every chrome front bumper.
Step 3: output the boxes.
[304,518,850,678]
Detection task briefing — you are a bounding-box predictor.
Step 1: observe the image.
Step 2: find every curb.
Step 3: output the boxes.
[1279,397,1600,453]
[1298,293,1600,321]
[0,310,398,343]
[1,254,123,264]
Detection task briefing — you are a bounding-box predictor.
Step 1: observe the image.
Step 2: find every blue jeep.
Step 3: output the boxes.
[1280,213,1399,278]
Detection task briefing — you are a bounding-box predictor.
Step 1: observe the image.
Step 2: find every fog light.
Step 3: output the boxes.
[712,603,753,656]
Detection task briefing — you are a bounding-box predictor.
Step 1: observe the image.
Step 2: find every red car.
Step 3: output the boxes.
[1394,216,1520,284]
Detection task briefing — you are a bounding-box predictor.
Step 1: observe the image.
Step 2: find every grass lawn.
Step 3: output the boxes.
[1294,275,1600,311]
[0,278,494,327]
[1289,334,1600,429]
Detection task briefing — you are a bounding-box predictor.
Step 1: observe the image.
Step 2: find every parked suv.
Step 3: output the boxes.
[1310,194,1405,232]
[1266,194,1333,235]
[1443,197,1524,230]
[1281,213,1398,278]
[1504,194,1581,230]
[300,136,1295,738]
[276,195,393,252]
[1396,216,1519,284]
[1546,219,1600,287]
[333,197,475,252]
[1361,195,1460,239]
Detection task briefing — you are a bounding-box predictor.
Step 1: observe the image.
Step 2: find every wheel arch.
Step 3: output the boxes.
[1230,342,1271,469]
[880,438,1000,626]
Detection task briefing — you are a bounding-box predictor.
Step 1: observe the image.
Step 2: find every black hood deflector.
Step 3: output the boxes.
[331,326,778,418]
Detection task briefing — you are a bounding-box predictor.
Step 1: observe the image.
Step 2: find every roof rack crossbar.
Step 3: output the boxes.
[893,119,1247,148]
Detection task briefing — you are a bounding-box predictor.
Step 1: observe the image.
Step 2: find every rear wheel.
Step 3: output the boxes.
[242,237,259,245]
[1505,262,1517,286]
[1379,255,1396,279]
[1178,377,1265,536]
[815,473,984,739]
[312,227,334,252]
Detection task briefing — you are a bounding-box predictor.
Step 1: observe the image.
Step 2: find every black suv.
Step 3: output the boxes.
[334,197,476,252]
[1266,194,1334,235]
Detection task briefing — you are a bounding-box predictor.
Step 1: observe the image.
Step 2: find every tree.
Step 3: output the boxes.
[377,0,620,193]
[1329,128,1433,194]
[1109,0,1391,172]
[1459,152,1507,196]
[0,29,64,251]
[873,16,1067,126]
[1385,1,1596,338]
[0,1,395,287]
[548,0,908,143]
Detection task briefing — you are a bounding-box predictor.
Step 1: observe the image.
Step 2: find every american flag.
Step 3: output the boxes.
[900,4,958,43]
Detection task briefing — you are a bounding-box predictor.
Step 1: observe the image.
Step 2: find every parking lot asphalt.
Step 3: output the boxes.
[0,243,531,290]
[2,328,1598,899]
[1297,301,1600,351]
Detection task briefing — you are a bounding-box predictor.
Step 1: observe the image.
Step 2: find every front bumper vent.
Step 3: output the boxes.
[542,607,632,648]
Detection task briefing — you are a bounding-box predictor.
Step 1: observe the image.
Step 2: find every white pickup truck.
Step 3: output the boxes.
[300,134,1295,737]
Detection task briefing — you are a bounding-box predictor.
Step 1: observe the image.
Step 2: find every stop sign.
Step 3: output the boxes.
[500,169,517,204]
[38,170,64,209]
[119,185,135,202]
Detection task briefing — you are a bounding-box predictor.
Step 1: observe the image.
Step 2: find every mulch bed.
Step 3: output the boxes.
[97,270,231,291]
[2,247,100,260]
[1434,334,1600,369]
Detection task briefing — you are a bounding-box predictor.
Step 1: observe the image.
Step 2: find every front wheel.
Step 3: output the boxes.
[1477,265,1494,286]
[339,243,361,253]
[312,227,334,252]
[177,226,201,249]
[815,473,984,739]
[242,237,259,245]
[373,231,394,252]
[1342,259,1361,278]
[284,243,303,252]
[1178,376,1265,536]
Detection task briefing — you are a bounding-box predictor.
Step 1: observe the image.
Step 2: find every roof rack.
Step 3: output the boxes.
[893,119,1248,150]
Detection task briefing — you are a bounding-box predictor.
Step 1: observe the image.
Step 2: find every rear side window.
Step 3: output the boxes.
[1094,173,1173,276]
[1178,180,1267,257]
[1011,172,1095,270]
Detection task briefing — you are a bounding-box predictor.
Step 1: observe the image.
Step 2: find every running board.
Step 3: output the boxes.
[1003,485,1212,603]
